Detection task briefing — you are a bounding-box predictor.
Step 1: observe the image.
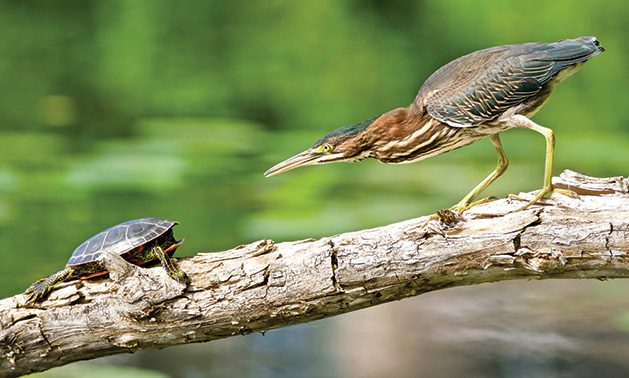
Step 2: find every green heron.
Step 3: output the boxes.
[265,37,603,212]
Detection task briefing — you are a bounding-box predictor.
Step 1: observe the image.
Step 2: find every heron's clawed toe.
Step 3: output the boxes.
[513,187,579,211]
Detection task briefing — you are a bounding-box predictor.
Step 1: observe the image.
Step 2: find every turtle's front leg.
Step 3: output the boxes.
[150,246,188,284]
[25,267,74,303]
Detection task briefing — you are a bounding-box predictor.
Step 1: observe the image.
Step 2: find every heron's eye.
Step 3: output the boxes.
[312,143,334,154]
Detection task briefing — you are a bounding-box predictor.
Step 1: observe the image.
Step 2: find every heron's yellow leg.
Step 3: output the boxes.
[502,115,576,211]
[451,134,508,213]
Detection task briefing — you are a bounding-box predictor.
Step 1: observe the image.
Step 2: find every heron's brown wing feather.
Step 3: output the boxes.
[414,37,602,127]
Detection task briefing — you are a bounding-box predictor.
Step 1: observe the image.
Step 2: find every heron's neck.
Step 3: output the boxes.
[370,107,462,164]
[372,107,432,143]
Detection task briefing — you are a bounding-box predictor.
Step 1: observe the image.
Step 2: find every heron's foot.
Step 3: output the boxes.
[507,193,526,201]
[512,187,579,211]
[421,209,462,229]
[420,196,498,229]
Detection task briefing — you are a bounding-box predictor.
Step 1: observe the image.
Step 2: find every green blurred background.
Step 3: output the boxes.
[2,0,628,377]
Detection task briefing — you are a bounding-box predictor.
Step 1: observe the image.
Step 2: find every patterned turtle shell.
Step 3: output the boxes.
[67,217,181,277]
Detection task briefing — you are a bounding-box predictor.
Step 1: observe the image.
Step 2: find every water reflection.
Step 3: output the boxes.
[335,280,629,378]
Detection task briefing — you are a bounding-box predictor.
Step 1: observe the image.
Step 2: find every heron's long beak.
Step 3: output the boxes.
[264,150,319,177]
[264,150,344,177]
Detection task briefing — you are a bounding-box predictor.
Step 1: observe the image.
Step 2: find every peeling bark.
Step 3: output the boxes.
[1,170,628,377]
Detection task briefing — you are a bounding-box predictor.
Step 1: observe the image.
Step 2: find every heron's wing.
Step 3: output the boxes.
[415,37,602,127]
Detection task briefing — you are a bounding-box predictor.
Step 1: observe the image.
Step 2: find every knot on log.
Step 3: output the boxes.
[98,250,187,316]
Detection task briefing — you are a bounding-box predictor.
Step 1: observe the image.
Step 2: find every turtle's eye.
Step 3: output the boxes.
[312,143,334,154]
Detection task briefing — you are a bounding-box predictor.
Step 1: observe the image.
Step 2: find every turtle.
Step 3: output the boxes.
[25,217,188,303]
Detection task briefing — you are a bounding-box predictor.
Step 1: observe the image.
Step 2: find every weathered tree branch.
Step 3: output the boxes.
[1,170,628,377]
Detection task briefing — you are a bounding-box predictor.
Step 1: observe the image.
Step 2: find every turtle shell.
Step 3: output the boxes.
[67,218,181,278]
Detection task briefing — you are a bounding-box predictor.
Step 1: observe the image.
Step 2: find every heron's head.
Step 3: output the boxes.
[264,116,380,177]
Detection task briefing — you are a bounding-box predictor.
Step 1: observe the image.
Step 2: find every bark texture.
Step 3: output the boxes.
[1,170,628,377]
